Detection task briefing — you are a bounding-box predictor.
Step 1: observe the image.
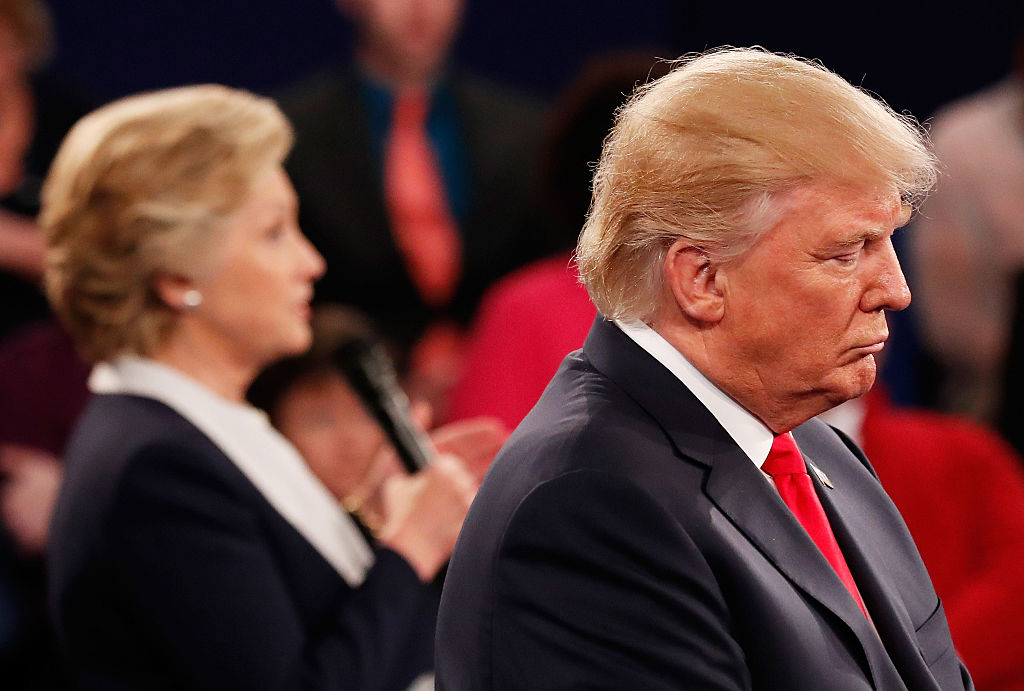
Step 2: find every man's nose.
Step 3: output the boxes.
[862,239,911,312]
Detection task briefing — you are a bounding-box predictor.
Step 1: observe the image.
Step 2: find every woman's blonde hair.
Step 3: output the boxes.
[41,84,293,361]
[576,47,938,322]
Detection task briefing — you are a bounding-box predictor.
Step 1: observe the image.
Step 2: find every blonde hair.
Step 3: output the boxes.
[576,47,938,321]
[41,84,293,361]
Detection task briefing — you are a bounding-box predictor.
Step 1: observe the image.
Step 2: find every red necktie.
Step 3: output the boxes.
[384,89,462,307]
[763,433,871,620]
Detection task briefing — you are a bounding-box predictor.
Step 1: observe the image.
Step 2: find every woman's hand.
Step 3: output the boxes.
[431,416,508,482]
[375,454,477,582]
[339,409,506,530]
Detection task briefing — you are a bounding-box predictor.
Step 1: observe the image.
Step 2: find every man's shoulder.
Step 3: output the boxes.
[276,65,358,127]
[524,350,655,425]
[450,71,545,121]
[450,71,547,159]
[456,351,700,565]
[491,351,680,488]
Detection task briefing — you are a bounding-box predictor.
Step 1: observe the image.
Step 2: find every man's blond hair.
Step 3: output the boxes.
[576,47,937,321]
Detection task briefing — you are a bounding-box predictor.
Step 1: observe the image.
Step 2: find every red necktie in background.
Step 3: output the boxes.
[763,433,872,620]
[384,88,462,308]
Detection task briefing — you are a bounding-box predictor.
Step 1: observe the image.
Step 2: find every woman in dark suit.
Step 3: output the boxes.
[41,84,477,690]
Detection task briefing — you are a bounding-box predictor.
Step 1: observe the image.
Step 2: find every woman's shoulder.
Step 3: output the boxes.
[61,393,239,506]
[71,393,218,459]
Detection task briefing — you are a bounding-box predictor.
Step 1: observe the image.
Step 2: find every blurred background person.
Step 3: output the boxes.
[280,0,548,421]
[448,52,667,429]
[42,84,480,690]
[248,304,507,516]
[0,0,88,337]
[0,1,90,687]
[0,0,50,334]
[910,16,1024,428]
[248,305,507,690]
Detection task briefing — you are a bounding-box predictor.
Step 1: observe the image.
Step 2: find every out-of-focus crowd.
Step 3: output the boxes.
[0,1,1022,689]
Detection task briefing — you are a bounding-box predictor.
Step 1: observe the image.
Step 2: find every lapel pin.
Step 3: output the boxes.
[809,462,834,489]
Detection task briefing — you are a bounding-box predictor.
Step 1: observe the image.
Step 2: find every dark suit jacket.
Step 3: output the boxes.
[48,393,437,690]
[279,67,548,356]
[435,318,973,690]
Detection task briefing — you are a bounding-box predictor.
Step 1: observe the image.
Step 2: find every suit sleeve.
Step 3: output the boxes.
[104,441,428,691]
[490,469,751,690]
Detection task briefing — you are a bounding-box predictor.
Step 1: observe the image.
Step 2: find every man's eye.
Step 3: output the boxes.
[832,253,858,265]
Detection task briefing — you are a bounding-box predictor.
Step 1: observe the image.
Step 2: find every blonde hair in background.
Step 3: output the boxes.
[41,84,293,362]
[576,46,938,322]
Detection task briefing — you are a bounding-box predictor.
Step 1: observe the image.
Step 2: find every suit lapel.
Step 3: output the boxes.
[701,441,906,689]
[797,428,941,690]
[583,319,907,689]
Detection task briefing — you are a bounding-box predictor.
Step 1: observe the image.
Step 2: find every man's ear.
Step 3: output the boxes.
[663,238,725,324]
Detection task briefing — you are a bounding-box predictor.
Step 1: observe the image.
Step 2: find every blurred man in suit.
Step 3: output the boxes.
[280,0,546,419]
[436,48,971,690]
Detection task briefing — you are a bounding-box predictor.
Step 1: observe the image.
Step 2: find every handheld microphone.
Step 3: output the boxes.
[333,338,435,473]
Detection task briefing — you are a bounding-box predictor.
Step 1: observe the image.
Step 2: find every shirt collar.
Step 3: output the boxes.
[816,397,866,447]
[614,320,775,468]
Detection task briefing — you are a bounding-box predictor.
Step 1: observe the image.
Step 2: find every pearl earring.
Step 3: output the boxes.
[182,289,203,309]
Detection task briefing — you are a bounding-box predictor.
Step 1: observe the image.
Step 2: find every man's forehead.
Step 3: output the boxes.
[782,182,906,229]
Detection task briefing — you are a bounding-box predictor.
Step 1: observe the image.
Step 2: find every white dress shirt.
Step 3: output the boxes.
[615,320,776,469]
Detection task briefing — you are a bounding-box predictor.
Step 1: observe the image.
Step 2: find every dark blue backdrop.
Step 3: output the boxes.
[42,0,1019,119]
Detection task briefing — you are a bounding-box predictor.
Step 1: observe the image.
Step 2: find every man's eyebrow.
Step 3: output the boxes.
[824,204,912,251]
[837,227,883,245]
[819,225,898,254]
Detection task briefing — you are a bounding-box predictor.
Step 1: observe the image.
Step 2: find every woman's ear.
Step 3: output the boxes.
[663,238,725,324]
[152,272,196,311]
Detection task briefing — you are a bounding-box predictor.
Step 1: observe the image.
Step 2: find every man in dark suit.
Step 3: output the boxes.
[280,0,546,415]
[435,48,972,690]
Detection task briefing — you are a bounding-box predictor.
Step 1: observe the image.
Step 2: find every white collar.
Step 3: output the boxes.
[89,356,374,586]
[816,397,866,447]
[615,320,775,468]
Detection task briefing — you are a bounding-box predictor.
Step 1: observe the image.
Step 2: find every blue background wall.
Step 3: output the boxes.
[41,1,1020,121]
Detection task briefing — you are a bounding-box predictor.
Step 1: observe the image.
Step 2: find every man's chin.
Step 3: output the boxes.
[828,357,877,404]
